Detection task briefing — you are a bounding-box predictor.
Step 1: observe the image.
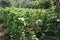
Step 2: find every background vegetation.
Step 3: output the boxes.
[0,0,60,40]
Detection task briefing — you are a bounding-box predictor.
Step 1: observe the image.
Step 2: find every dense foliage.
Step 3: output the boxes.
[0,0,60,40]
[0,0,54,8]
[0,7,59,40]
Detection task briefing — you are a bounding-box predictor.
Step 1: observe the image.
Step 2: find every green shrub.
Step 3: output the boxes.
[0,7,58,40]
